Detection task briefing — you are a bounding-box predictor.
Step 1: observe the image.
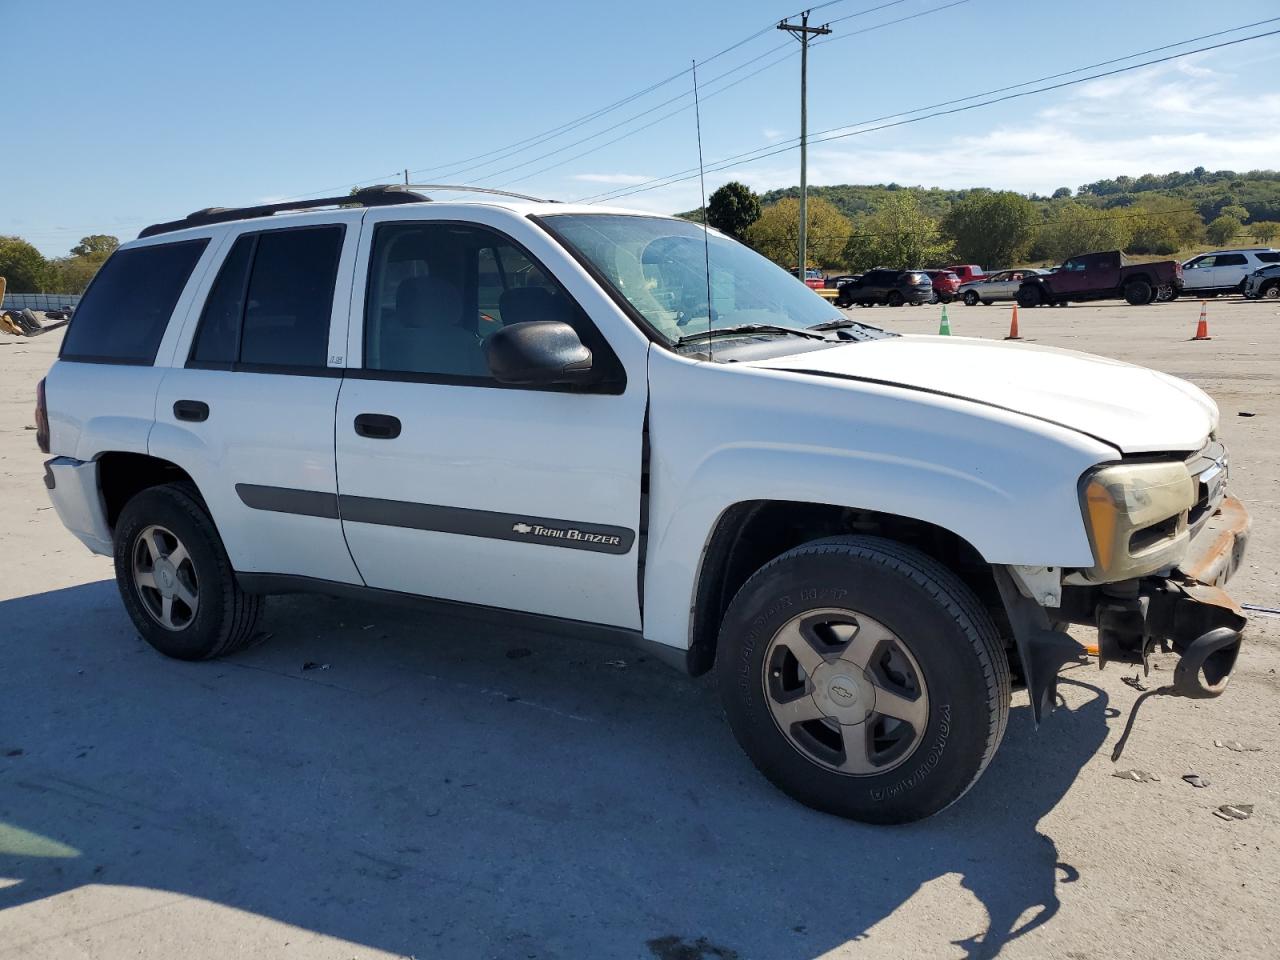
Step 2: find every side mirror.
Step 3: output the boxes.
[486,321,594,386]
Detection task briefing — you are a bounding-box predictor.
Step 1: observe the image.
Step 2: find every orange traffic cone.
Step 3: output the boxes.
[1192,301,1211,341]
[1004,303,1022,340]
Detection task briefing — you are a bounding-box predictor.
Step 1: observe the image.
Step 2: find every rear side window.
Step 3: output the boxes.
[1255,252,1280,263]
[188,225,343,372]
[1216,253,1247,266]
[61,239,208,364]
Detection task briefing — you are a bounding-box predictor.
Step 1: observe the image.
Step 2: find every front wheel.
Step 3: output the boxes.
[1262,282,1280,300]
[114,483,263,660]
[887,291,905,307]
[963,291,979,306]
[715,536,1011,824]
[1016,285,1042,308]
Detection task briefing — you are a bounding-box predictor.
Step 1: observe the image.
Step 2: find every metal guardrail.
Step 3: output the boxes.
[1,293,81,312]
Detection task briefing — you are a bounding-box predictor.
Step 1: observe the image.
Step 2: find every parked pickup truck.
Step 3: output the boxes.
[1017,251,1182,306]
[946,264,986,283]
[40,186,1249,824]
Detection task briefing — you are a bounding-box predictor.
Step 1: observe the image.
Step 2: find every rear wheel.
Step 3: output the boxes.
[1124,279,1153,305]
[963,291,979,306]
[1262,282,1280,300]
[114,484,262,660]
[715,536,1011,824]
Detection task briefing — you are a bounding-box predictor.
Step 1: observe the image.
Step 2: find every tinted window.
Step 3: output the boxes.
[1216,253,1248,266]
[363,222,614,383]
[61,239,207,363]
[239,227,343,368]
[190,235,254,365]
[1257,252,1280,263]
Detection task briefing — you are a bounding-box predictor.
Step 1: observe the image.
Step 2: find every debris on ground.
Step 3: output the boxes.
[1236,411,1257,417]
[0,308,69,337]
[1112,769,1161,783]
[1183,773,1211,788]
[1213,804,1254,821]
[301,661,331,671]
[1215,739,1262,752]
[1122,675,1149,692]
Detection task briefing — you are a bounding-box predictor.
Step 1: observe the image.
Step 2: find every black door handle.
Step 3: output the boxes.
[174,400,209,422]
[354,413,401,439]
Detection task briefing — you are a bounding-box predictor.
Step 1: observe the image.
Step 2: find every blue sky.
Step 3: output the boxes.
[5,0,1280,256]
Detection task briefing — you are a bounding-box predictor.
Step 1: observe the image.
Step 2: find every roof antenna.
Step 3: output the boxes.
[692,58,714,361]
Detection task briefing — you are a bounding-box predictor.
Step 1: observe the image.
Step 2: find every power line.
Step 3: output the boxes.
[276,1,910,202]
[585,24,1280,205]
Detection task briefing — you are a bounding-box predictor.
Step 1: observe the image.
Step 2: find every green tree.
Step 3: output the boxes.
[0,236,49,293]
[1052,187,1072,199]
[746,196,850,269]
[1251,220,1279,244]
[844,193,953,271]
[1126,196,1203,255]
[1205,214,1242,247]
[1219,204,1249,223]
[705,181,761,241]
[941,191,1036,268]
[70,234,119,259]
[1032,201,1132,262]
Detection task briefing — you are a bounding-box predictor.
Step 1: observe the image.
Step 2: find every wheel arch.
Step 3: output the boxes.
[95,451,200,530]
[686,499,1003,676]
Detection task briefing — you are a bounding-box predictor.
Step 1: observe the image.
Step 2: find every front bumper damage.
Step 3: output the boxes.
[995,495,1251,724]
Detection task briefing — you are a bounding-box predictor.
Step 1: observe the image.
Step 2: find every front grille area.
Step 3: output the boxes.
[1186,439,1228,535]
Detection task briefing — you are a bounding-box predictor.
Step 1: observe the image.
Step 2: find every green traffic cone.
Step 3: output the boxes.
[938,303,951,336]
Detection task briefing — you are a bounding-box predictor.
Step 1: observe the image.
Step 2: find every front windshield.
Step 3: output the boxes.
[540,214,845,344]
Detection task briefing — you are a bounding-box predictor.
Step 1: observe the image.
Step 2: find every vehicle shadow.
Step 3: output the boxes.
[0,581,1112,959]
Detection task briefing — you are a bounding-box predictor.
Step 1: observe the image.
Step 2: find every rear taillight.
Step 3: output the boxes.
[35,378,50,453]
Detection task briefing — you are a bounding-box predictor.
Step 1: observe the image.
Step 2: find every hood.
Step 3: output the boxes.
[749,335,1217,454]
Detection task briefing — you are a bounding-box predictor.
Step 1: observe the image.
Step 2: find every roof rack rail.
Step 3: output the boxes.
[394,183,557,203]
[138,185,430,239]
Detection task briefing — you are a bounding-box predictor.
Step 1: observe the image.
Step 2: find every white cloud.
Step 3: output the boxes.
[570,173,653,185]
[762,128,786,142]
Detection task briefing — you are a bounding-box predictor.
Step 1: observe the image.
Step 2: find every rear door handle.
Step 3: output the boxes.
[173,400,209,422]
[354,413,401,439]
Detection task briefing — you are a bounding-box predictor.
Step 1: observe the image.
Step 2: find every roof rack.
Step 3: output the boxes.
[396,183,556,203]
[138,185,430,239]
[138,183,557,239]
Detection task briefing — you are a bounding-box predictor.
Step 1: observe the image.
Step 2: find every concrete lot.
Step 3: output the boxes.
[1,298,1277,959]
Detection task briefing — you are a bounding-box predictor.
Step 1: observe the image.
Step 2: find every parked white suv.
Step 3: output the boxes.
[1181,248,1280,296]
[39,186,1251,823]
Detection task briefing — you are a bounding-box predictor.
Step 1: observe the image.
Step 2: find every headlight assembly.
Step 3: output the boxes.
[1079,460,1196,582]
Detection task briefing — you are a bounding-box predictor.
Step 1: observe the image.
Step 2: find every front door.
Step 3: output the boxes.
[334,212,648,628]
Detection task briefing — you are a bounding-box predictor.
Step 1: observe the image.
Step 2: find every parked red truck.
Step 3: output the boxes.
[946,264,986,283]
[1016,251,1183,307]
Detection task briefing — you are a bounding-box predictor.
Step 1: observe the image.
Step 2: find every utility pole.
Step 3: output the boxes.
[778,11,830,279]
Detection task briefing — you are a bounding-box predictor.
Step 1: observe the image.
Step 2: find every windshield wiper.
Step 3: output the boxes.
[808,318,865,331]
[675,323,829,347]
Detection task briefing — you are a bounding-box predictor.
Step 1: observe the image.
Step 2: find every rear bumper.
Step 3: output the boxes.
[44,456,113,556]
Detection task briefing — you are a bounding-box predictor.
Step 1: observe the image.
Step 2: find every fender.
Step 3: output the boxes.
[640,349,1117,652]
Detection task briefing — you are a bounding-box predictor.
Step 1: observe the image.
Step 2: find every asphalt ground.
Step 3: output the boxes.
[1,298,1277,959]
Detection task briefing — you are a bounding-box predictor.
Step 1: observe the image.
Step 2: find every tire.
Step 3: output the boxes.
[1016,285,1042,308]
[887,291,905,307]
[715,535,1011,824]
[981,299,993,306]
[963,291,979,306]
[1124,279,1152,306]
[939,295,954,304]
[113,483,263,660]
[1260,282,1280,300]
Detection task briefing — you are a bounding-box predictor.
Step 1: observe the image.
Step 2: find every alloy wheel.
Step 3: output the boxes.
[132,524,199,631]
[762,608,929,776]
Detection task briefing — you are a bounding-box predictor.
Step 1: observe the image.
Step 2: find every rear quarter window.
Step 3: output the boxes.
[60,239,208,364]
[1257,252,1280,263]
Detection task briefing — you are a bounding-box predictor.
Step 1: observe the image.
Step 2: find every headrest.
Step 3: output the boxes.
[498,286,572,327]
[396,275,462,329]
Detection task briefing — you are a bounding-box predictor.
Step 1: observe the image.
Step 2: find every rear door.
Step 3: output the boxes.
[1086,252,1121,291]
[333,209,648,628]
[151,214,364,584]
[1211,252,1248,289]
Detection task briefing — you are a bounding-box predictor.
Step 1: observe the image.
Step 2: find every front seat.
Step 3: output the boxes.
[385,275,487,377]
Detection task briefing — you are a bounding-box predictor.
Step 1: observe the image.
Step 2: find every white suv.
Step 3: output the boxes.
[39,186,1250,823]
[1181,248,1280,296]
